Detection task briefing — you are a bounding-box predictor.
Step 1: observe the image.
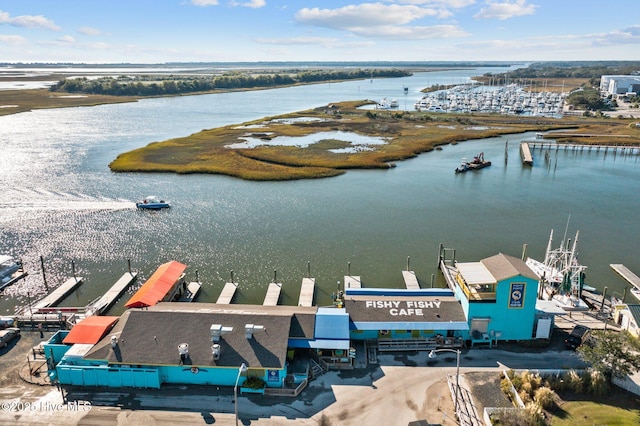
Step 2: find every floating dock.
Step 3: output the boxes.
[178,281,201,302]
[216,282,238,304]
[263,282,282,306]
[610,264,640,290]
[32,276,84,310]
[402,270,420,290]
[298,277,315,307]
[344,275,361,289]
[520,142,533,165]
[85,272,138,316]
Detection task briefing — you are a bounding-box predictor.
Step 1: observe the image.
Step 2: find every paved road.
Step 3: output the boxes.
[0,347,588,426]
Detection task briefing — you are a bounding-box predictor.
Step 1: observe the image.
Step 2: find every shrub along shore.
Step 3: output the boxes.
[108,100,640,181]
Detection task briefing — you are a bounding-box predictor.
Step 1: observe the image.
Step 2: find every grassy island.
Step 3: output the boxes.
[109,101,640,181]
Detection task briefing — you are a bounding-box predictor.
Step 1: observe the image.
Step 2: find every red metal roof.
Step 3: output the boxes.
[62,316,119,345]
[124,261,186,309]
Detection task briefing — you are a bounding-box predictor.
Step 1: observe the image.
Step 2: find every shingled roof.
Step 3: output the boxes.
[84,303,316,369]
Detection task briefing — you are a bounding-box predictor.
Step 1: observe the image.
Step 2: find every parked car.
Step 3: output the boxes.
[565,325,591,350]
[0,316,15,329]
[0,327,20,348]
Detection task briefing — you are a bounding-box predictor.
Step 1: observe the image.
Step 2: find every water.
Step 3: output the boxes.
[2,65,639,315]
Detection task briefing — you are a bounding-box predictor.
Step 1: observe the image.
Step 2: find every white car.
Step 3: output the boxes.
[0,327,20,348]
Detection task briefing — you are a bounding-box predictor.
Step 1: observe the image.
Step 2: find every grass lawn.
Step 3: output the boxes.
[548,391,640,425]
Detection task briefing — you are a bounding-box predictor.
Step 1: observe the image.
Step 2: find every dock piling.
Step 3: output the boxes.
[127,259,132,275]
[40,256,48,292]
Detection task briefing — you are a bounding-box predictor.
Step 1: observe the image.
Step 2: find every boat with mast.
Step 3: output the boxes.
[525,220,589,310]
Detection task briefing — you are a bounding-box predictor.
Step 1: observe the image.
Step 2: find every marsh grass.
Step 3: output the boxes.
[0,89,137,116]
[109,100,640,180]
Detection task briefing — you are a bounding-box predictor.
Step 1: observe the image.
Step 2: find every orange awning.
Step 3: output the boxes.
[124,261,186,309]
[62,316,119,345]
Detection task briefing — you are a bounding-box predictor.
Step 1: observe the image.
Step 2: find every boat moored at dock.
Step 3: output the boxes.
[0,255,27,291]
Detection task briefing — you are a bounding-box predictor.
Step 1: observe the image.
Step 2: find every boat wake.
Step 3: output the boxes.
[0,188,136,219]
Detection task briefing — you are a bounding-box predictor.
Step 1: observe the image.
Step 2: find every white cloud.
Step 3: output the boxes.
[191,0,219,6]
[0,9,60,30]
[474,0,536,20]
[296,4,441,29]
[78,26,102,36]
[230,0,266,8]
[593,25,640,46]
[57,35,75,44]
[394,0,475,7]
[295,4,467,40]
[256,36,340,45]
[0,34,27,45]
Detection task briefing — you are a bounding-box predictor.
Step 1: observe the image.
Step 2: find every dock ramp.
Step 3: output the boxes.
[298,277,315,307]
[402,270,420,290]
[263,282,282,306]
[344,275,361,289]
[217,282,238,304]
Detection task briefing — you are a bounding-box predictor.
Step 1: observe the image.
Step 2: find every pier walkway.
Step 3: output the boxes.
[530,141,640,155]
[520,142,533,165]
[610,264,640,290]
[85,272,137,316]
[216,282,237,304]
[402,270,420,290]
[298,277,315,307]
[263,282,282,306]
[32,277,84,310]
[344,275,361,289]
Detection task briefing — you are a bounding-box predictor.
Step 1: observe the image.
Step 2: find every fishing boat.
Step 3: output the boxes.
[0,255,27,290]
[525,226,589,310]
[455,152,491,173]
[136,196,171,210]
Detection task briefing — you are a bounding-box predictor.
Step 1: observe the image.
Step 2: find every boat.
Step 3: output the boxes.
[0,255,27,291]
[525,226,590,311]
[136,196,171,210]
[455,152,491,173]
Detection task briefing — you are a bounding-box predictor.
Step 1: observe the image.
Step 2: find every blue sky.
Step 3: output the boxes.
[1,0,639,63]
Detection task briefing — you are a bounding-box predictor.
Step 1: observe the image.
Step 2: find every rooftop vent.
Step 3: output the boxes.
[178,343,189,363]
[211,343,221,360]
[245,324,265,339]
[210,324,233,342]
[110,335,117,349]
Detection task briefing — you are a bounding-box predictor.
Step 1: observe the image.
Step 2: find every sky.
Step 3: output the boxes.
[1,0,639,64]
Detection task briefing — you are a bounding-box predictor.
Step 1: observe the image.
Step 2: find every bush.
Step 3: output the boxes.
[242,376,266,389]
[566,370,584,393]
[587,369,609,396]
[533,387,557,410]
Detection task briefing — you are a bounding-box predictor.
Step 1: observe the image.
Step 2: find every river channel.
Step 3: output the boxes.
[1,65,639,315]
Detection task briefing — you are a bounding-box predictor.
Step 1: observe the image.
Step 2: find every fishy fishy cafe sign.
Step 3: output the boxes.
[365,300,441,316]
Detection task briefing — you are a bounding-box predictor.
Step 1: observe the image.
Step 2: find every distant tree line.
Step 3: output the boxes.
[49,69,412,96]
[484,63,640,87]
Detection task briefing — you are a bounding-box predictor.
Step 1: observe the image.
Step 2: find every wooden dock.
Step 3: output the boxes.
[216,282,238,304]
[298,277,315,307]
[610,264,640,290]
[402,270,420,290]
[520,142,533,165]
[178,281,201,302]
[530,141,640,155]
[33,276,84,310]
[85,272,137,316]
[263,282,282,306]
[344,275,361,289]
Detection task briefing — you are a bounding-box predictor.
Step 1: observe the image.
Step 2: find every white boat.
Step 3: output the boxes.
[136,196,171,210]
[525,226,589,311]
[0,255,26,290]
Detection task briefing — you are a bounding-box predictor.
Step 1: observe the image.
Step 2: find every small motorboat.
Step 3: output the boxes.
[136,196,170,210]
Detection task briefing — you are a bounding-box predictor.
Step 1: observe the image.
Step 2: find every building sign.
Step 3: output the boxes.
[508,282,525,308]
[268,370,279,382]
[364,300,441,316]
